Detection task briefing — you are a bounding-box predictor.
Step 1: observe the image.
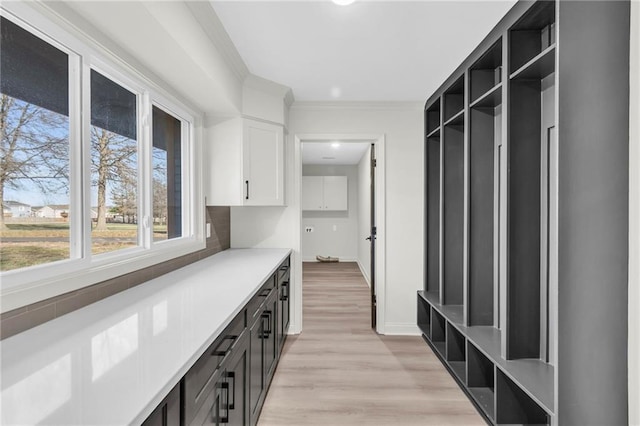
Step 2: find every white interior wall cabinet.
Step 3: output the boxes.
[206,117,284,206]
[418,1,630,425]
[301,176,348,211]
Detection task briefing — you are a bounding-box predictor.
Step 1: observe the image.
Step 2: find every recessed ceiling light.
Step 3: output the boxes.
[331,142,341,149]
[332,0,356,5]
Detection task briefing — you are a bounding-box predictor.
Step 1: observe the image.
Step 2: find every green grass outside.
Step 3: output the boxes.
[0,244,69,270]
[1,222,170,271]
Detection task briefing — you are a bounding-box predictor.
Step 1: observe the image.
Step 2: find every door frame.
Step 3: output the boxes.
[292,133,387,334]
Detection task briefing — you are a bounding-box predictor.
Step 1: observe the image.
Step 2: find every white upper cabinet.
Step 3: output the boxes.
[206,117,284,206]
[302,176,348,211]
[301,176,324,210]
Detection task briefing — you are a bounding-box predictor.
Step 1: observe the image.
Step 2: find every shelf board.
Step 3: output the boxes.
[420,290,440,306]
[443,109,464,127]
[466,327,554,414]
[470,83,503,109]
[449,361,466,382]
[510,45,556,81]
[418,291,554,414]
[426,127,441,139]
[468,387,495,420]
[419,291,464,326]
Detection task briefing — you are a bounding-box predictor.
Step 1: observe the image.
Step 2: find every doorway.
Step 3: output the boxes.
[293,134,386,334]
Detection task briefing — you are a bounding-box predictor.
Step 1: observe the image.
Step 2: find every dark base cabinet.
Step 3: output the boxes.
[143,256,291,426]
[277,263,290,352]
[142,382,181,426]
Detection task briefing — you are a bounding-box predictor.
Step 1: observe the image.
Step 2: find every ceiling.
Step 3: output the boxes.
[211,0,517,102]
[302,142,370,165]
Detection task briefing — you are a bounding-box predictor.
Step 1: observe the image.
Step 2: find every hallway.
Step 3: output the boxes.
[258,262,484,425]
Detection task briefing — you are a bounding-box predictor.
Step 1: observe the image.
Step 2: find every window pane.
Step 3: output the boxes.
[90,70,138,255]
[0,18,71,272]
[152,106,182,242]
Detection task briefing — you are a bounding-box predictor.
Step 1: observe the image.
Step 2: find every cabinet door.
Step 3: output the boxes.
[279,279,290,350]
[323,176,348,210]
[249,316,264,423]
[301,176,324,210]
[243,120,284,206]
[142,382,181,426]
[225,333,249,426]
[263,292,279,382]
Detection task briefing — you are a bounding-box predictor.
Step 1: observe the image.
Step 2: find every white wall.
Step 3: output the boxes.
[357,145,372,285]
[231,102,423,334]
[302,165,359,262]
[46,1,245,116]
[629,2,639,424]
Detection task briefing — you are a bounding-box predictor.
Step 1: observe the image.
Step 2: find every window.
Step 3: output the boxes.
[0,7,203,309]
[152,106,183,242]
[0,16,72,271]
[90,70,139,255]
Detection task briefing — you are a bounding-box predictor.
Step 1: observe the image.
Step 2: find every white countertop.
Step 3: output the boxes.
[0,248,291,426]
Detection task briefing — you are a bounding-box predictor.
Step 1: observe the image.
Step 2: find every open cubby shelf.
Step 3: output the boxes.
[421,0,630,423]
[468,342,495,421]
[470,39,502,104]
[443,76,464,122]
[468,101,499,327]
[418,291,555,416]
[510,45,555,80]
[443,124,464,306]
[496,370,550,425]
[426,100,441,135]
[509,1,555,74]
[417,296,431,339]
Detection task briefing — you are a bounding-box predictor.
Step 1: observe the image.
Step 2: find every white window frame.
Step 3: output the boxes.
[0,4,205,313]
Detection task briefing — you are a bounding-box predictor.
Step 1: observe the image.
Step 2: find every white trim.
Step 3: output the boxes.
[302,257,358,263]
[184,1,249,83]
[383,323,421,336]
[356,260,371,288]
[291,101,423,111]
[0,3,205,313]
[294,133,386,334]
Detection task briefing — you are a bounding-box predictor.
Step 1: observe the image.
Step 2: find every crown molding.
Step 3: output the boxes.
[244,74,293,98]
[185,1,250,83]
[291,101,423,111]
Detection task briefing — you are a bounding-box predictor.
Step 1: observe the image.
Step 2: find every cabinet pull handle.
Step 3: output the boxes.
[211,335,236,357]
[219,381,230,423]
[280,281,289,301]
[245,180,249,200]
[259,288,271,297]
[261,311,272,338]
[226,371,236,410]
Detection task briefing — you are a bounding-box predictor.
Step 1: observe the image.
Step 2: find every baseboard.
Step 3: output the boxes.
[356,260,371,287]
[302,257,357,262]
[382,323,421,336]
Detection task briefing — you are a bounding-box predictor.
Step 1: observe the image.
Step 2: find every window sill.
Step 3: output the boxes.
[1,238,205,313]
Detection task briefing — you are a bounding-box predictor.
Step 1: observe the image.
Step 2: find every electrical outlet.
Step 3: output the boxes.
[206,223,211,238]
[333,225,337,231]
[305,226,314,233]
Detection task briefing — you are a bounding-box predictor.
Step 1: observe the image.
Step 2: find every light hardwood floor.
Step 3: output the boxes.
[258,262,485,425]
